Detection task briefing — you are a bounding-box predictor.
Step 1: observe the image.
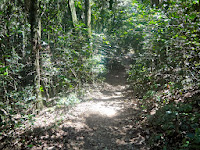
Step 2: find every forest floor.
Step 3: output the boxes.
[3,69,149,150]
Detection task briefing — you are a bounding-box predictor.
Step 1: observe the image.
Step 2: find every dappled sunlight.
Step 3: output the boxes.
[101,96,112,100]
[4,59,146,149]
[10,68,147,150]
[89,102,118,117]
[100,94,122,100]
[3,0,198,149]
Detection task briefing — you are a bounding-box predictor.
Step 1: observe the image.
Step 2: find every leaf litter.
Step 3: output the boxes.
[2,69,149,150]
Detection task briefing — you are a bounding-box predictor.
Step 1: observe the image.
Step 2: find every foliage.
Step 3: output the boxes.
[0,0,106,133]
[1,0,200,149]
[56,93,80,106]
[148,99,200,150]
[120,0,200,149]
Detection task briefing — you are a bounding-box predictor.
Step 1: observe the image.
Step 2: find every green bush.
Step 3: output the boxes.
[148,101,200,149]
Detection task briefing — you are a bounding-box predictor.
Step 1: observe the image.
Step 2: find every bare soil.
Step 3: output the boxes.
[2,69,149,150]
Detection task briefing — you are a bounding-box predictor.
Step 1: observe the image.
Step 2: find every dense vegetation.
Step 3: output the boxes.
[1,0,200,149]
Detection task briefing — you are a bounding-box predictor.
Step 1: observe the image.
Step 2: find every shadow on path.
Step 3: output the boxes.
[105,69,127,86]
[4,68,148,150]
[18,105,146,150]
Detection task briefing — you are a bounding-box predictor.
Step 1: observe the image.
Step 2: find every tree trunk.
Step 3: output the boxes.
[68,0,78,26]
[30,0,43,111]
[100,1,106,32]
[109,0,113,10]
[85,0,91,37]
[36,17,43,110]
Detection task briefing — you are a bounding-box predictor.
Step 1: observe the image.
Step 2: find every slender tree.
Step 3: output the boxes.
[29,0,43,110]
[109,0,114,10]
[85,0,91,37]
[68,0,78,26]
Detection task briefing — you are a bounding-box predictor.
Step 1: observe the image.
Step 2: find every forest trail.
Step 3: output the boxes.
[12,69,148,150]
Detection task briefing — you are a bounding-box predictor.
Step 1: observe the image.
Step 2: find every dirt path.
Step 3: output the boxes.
[11,69,148,150]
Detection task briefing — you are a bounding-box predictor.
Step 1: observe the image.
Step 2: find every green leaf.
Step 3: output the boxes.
[3,72,8,75]
[27,144,33,148]
[193,0,198,4]
[149,20,157,25]
[189,14,197,20]
[40,86,44,92]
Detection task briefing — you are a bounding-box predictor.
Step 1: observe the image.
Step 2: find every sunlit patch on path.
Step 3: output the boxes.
[89,102,118,117]
[16,69,148,150]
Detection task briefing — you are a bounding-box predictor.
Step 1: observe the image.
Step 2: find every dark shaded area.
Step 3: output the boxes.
[105,69,127,86]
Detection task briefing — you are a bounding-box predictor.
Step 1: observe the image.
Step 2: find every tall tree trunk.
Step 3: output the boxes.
[68,0,78,26]
[3,1,13,104]
[85,0,91,37]
[109,0,113,10]
[30,0,43,111]
[100,1,106,32]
